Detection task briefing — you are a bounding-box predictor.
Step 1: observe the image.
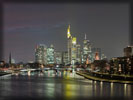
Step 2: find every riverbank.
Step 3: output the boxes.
[0,72,11,76]
[76,71,133,84]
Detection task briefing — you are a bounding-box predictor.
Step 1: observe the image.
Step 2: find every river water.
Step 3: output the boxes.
[0,70,132,100]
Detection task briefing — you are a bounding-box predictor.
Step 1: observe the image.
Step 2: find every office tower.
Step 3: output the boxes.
[95,52,100,60]
[82,34,92,63]
[76,44,81,64]
[67,25,72,64]
[71,37,77,65]
[101,54,107,60]
[91,48,101,61]
[62,51,68,65]
[47,45,55,64]
[55,51,62,64]
[35,44,47,64]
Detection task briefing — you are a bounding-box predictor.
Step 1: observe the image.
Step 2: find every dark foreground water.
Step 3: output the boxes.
[0,70,132,100]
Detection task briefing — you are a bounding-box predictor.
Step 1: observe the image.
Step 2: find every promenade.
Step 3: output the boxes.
[76,71,133,84]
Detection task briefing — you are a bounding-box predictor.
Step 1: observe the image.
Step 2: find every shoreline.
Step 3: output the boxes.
[0,72,11,76]
[76,71,133,84]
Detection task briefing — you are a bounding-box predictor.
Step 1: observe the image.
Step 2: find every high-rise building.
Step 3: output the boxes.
[67,25,72,64]
[71,37,77,65]
[55,51,62,64]
[82,34,92,63]
[76,44,81,64]
[35,44,47,64]
[101,54,107,60]
[62,51,68,65]
[47,45,55,64]
[91,48,101,61]
[95,52,100,60]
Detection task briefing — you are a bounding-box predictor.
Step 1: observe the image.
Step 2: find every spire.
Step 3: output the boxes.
[67,24,71,38]
[68,24,70,29]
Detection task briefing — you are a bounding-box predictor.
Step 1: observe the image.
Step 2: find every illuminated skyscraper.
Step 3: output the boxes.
[35,44,47,64]
[76,44,81,64]
[55,51,62,64]
[101,54,107,60]
[95,52,100,60]
[67,25,72,64]
[71,37,77,65]
[62,51,68,65]
[91,48,101,61]
[47,45,55,64]
[82,34,92,63]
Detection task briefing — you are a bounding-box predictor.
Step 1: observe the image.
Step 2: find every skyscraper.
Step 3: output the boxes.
[91,48,101,61]
[67,25,72,64]
[82,34,92,63]
[62,51,68,65]
[101,54,107,60]
[95,52,100,60]
[71,37,77,65]
[35,44,47,64]
[76,44,81,64]
[55,51,62,64]
[47,45,55,64]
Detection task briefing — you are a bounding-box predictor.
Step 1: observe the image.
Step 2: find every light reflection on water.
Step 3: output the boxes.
[110,82,113,97]
[0,70,132,99]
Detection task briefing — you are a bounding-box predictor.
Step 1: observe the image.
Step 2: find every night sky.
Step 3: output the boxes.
[3,3,129,63]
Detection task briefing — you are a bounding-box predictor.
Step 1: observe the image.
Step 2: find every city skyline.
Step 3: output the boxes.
[3,3,129,63]
[34,25,105,65]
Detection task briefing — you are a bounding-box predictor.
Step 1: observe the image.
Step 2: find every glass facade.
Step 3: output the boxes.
[35,44,47,64]
[82,37,92,63]
[47,45,55,64]
[55,51,62,64]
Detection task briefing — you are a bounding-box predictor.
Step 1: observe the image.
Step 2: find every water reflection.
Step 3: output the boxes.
[100,81,103,96]
[0,70,132,99]
[45,83,55,98]
[110,82,113,97]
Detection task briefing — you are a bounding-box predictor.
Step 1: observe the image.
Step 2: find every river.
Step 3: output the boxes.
[0,70,132,100]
